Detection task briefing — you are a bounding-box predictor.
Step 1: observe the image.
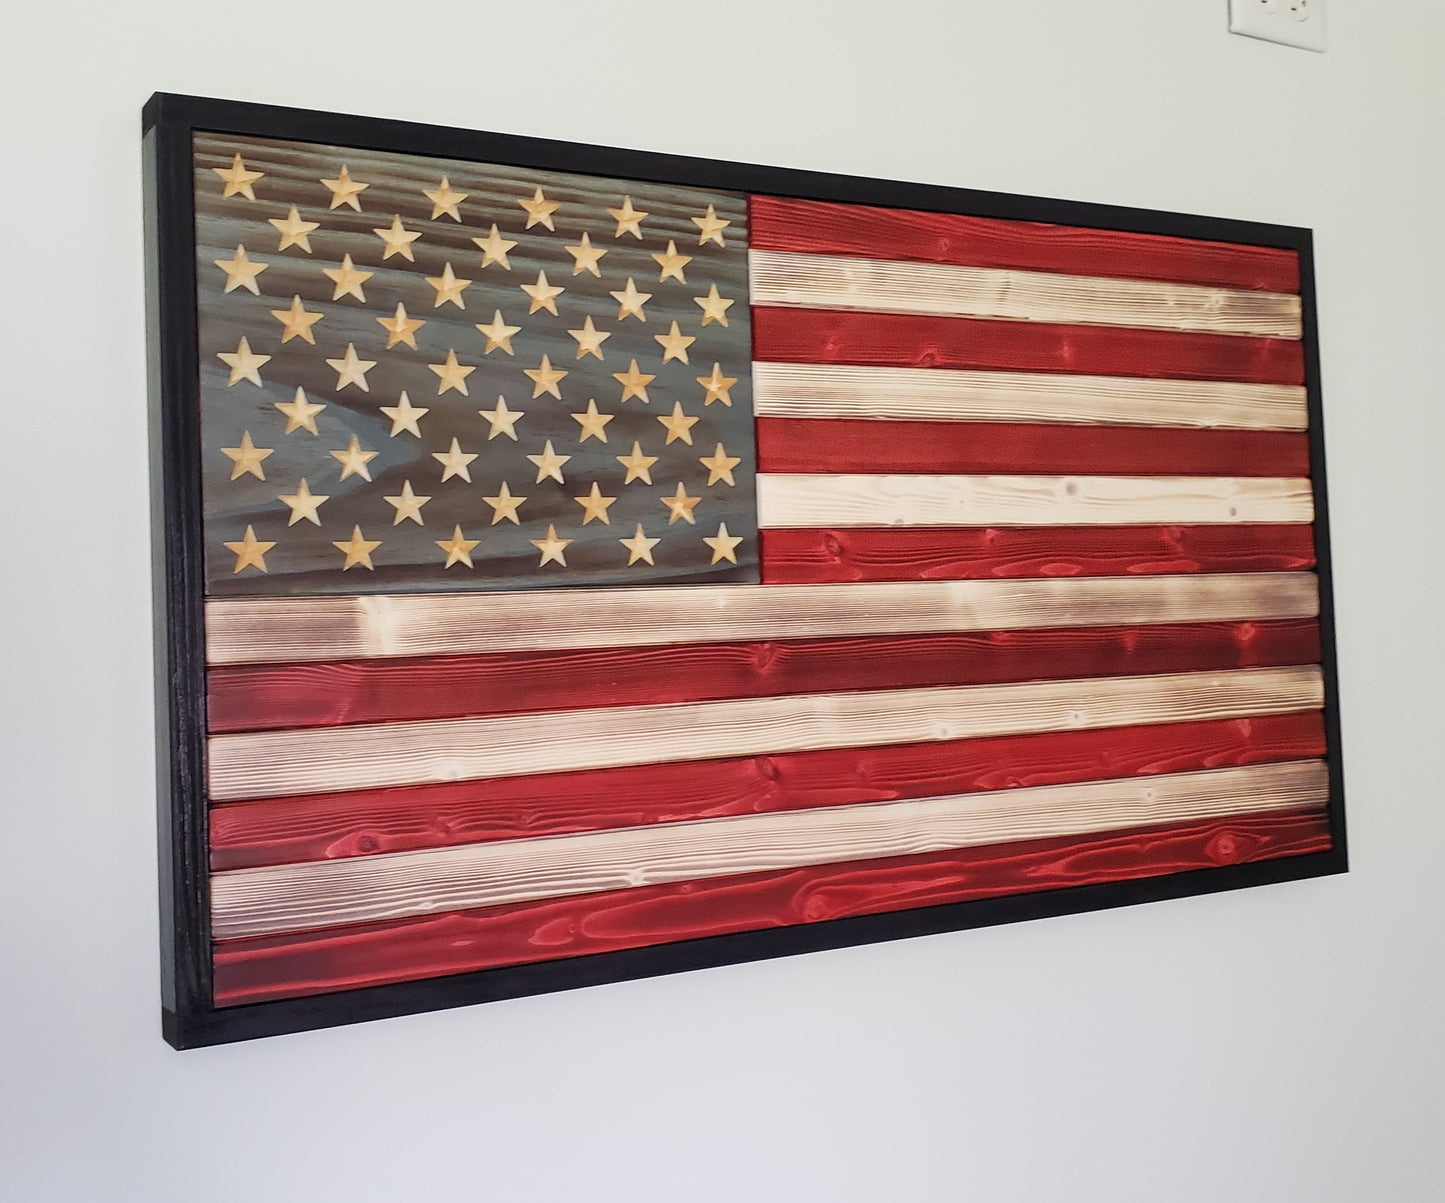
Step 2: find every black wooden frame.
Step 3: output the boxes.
[144,92,1347,1049]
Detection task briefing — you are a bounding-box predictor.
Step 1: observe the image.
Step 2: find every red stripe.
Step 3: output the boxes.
[207,619,1320,735]
[757,418,1311,477]
[749,196,1301,293]
[212,806,1331,1005]
[751,307,1304,385]
[209,710,1327,870]
[759,526,1317,584]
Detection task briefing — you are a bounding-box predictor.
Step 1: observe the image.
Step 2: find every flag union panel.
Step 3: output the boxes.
[194,133,758,595]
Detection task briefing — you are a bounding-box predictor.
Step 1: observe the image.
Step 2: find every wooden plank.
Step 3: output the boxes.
[757,473,1314,528]
[206,665,1324,801]
[209,711,1329,870]
[214,806,1331,1004]
[751,307,1305,385]
[752,362,1308,431]
[759,525,1318,583]
[207,618,1322,733]
[756,418,1311,477]
[749,249,1303,339]
[210,759,1331,938]
[205,572,1321,665]
[748,196,1302,293]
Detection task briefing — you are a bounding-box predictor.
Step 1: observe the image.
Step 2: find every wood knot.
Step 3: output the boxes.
[1206,831,1242,863]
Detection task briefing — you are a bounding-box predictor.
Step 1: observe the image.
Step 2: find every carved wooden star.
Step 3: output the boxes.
[278,478,328,526]
[424,175,468,221]
[619,524,660,565]
[221,431,273,481]
[214,244,268,295]
[610,277,652,322]
[384,480,431,525]
[517,186,560,230]
[268,205,319,253]
[320,165,367,210]
[270,295,323,344]
[607,195,648,239]
[214,153,263,200]
[613,359,655,404]
[326,343,377,392]
[324,253,373,302]
[217,337,270,387]
[436,525,479,568]
[377,303,425,349]
[223,525,274,573]
[333,525,382,570]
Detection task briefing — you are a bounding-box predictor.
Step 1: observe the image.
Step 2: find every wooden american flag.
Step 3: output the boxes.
[179,131,1332,1009]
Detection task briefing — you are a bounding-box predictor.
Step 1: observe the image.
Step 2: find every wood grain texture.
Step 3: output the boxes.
[209,711,1329,870]
[752,362,1307,431]
[756,418,1311,477]
[205,573,1321,665]
[759,525,1318,583]
[748,196,1302,293]
[749,250,1303,339]
[207,666,1324,802]
[750,307,1305,385]
[210,759,1330,938]
[207,619,1322,734]
[757,473,1314,528]
[212,806,1331,1003]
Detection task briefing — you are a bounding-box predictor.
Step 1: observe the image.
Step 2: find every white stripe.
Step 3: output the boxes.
[752,362,1308,431]
[207,665,1324,801]
[756,474,1314,528]
[206,573,1321,665]
[210,759,1330,938]
[749,249,1303,339]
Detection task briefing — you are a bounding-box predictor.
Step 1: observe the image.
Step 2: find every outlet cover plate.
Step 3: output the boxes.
[1229,0,1326,52]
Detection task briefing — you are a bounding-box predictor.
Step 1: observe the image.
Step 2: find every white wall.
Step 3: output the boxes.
[3,3,1442,1199]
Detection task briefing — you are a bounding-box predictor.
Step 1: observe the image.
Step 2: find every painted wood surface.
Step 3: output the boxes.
[752,362,1307,430]
[208,618,1321,733]
[758,525,1317,583]
[749,250,1303,339]
[210,711,1328,870]
[210,760,1330,938]
[748,196,1302,293]
[749,307,1304,384]
[756,473,1314,528]
[756,418,1311,477]
[207,666,1324,801]
[205,573,1321,664]
[212,806,1331,1005]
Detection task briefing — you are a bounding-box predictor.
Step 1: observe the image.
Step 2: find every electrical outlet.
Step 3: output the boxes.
[1229,0,1325,52]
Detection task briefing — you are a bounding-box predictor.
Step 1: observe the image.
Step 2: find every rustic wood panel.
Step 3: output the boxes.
[755,418,1311,477]
[209,711,1329,870]
[210,759,1330,938]
[758,525,1318,583]
[206,666,1324,801]
[212,807,1331,1004]
[752,362,1307,430]
[208,618,1322,733]
[205,572,1321,664]
[750,307,1305,384]
[748,196,1302,293]
[756,473,1314,528]
[749,250,1303,339]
